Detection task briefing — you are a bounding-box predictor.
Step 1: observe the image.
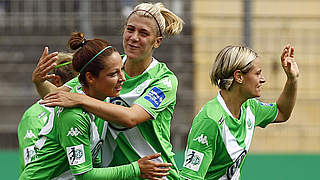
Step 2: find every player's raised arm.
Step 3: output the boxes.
[274,45,299,123]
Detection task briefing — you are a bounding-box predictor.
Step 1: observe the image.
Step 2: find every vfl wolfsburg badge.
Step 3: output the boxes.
[183,149,204,172]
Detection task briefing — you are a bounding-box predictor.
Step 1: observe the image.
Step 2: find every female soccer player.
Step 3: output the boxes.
[180,45,299,180]
[18,52,77,172]
[20,32,171,180]
[34,2,184,179]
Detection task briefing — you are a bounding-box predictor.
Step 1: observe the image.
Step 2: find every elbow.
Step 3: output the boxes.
[119,117,139,128]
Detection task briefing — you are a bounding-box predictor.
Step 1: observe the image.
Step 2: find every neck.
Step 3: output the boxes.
[124,55,153,77]
[83,86,105,101]
[220,89,247,119]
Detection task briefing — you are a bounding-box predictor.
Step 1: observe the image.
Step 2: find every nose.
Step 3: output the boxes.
[130,31,139,42]
[119,71,126,82]
[260,76,266,83]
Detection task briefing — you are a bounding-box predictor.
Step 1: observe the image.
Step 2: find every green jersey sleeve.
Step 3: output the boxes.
[76,161,140,180]
[55,108,93,175]
[134,75,178,119]
[63,75,80,90]
[250,99,278,128]
[180,115,219,180]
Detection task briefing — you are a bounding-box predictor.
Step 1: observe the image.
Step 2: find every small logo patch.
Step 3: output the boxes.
[24,130,36,139]
[161,77,172,89]
[193,134,208,146]
[259,102,274,106]
[66,144,85,165]
[183,149,204,172]
[24,145,36,165]
[67,128,82,137]
[144,87,165,108]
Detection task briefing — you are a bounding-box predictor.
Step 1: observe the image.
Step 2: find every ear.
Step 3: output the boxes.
[153,36,163,49]
[85,72,95,85]
[52,75,63,87]
[233,70,243,84]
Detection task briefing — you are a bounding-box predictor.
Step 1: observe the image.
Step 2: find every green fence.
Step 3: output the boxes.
[2,150,319,179]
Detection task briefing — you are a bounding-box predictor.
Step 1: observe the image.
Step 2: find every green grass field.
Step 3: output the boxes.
[3,150,318,179]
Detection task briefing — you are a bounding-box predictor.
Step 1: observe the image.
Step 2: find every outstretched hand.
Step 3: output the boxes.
[32,47,58,85]
[40,91,83,108]
[138,153,172,180]
[280,45,299,81]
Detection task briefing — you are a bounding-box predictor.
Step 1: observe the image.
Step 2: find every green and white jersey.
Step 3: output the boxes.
[19,87,105,180]
[180,92,278,180]
[65,55,180,179]
[18,101,54,172]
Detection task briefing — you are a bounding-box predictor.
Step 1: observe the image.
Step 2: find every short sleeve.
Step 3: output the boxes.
[56,109,93,175]
[180,116,218,180]
[134,75,178,119]
[251,99,278,128]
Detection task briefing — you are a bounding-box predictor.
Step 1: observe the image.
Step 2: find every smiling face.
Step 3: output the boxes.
[123,14,162,61]
[241,58,266,98]
[88,52,125,99]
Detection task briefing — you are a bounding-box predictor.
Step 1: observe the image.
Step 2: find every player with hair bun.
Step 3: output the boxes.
[20,32,171,180]
[35,2,184,179]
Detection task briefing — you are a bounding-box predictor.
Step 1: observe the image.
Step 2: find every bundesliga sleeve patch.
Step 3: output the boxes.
[66,144,85,166]
[183,149,204,172]
[144,87,165,108]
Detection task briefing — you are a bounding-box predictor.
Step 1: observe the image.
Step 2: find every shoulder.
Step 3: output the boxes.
[56,107,89,123]
[193,98,222,128]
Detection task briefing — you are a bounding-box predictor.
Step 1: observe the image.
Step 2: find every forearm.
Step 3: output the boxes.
[34,80,58,98]
[76,161,140,180]
[276,78,298,121]
[80,96,140,128]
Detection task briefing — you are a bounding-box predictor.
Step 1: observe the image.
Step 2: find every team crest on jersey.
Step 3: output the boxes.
[24,130,36,139]
[193,134,208,146]
[144,87,165,108]
[247,118,253,130]
[183,149,204,172]
[66,144,85,165]
[67,128,82,137]
[24,145,37,165]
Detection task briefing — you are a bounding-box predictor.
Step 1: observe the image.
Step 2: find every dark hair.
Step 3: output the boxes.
[51,52,77,84]
[68,32,117,87]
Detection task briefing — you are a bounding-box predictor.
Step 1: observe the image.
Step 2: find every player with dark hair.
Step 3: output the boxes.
[19,32,171,180]
[33,2,184,179]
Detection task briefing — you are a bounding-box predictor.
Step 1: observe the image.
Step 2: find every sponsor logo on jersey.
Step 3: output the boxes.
[259,102,274,106]
[110,97,130,107]
[67,128,82,137]
[161,77,172,89]
[24,130,36,139]
[37,111,46,118]
[66,144,85,165]
[57,107,64,117]
[218,115,225,125]
[144,87,165,108]
[183,149,204,172]
[193,134,208,146]
[24,145,37,165]
[227,150,247,179]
